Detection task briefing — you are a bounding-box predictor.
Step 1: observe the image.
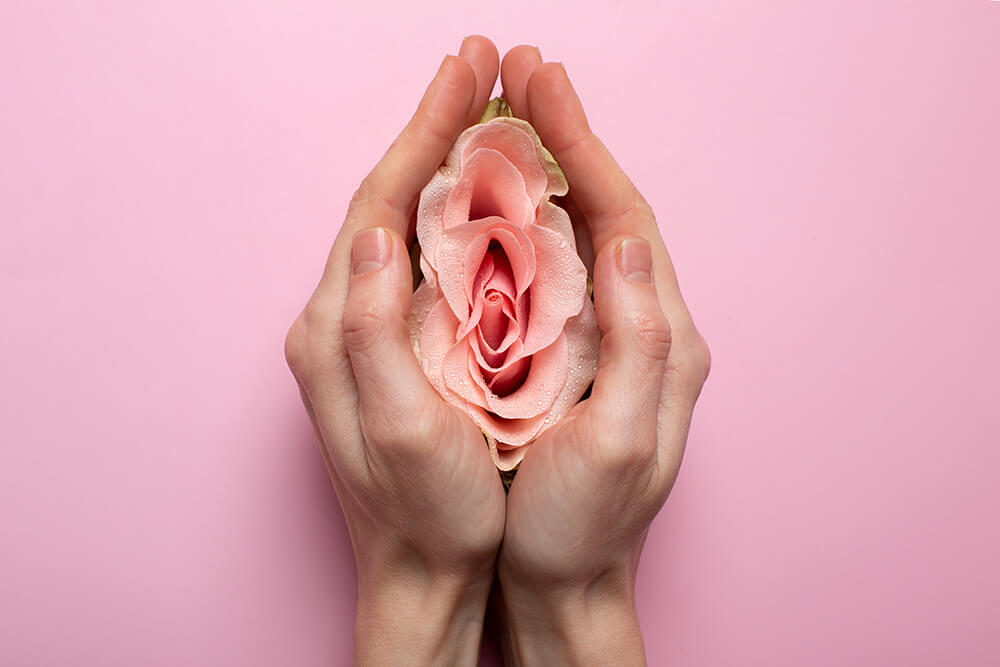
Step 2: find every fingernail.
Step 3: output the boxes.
[352,227,390,275]
[512,44,542,61]
[617,239,652,283]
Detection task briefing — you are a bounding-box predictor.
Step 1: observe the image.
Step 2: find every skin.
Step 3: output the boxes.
[494,44,711,665]
[285,36,710,666]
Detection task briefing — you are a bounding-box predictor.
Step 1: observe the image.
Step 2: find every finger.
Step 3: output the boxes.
[356,54,477,238]
[526,62,643,253]
[306,53,477,324]
[558,194,596,274]
[526,62,710,405]
[500,45,542,122]
[340,227,441,449]
[459,35,500,125]
[285,303,368,481]
[585,236,672,464]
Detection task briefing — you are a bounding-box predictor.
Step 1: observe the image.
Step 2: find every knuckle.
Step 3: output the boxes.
[616,194,657,230]
[352,177,372,205]
[599,433,656,473]
[632,195,657,223]
[363,402,440,460]
[284,303,337,382]
[341,299,387,354]
[283,314,307,373]
[347,178,379,218]
[668,331,712,398]
[682,332,712,384]
[284,309,321,379]
[691,333,712,383]
[347,177,399,223]
[587,416,657,473]
[414,107,458,146]
[632,310,672,362]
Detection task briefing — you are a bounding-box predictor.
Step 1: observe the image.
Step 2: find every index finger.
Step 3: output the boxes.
[312,46,496,302]
[526,61,710,403]
[354,54,477,239]
[357,38,500,238]
[525,62,647,254]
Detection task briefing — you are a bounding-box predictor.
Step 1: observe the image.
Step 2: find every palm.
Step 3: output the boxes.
[500,410,644,580]
[426,402,507,537]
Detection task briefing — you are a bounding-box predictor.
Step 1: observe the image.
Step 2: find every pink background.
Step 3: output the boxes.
[2,1,998,665]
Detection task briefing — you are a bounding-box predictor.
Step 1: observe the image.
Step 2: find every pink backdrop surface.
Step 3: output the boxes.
[2,1,998,665]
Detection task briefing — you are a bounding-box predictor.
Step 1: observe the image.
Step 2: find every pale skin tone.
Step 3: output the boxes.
[285,36,710,666]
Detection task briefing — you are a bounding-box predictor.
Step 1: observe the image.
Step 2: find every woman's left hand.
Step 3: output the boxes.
[284,36,506,666]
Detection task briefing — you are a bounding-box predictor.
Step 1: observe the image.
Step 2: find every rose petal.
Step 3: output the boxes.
[483,332,567,418]
[416,118,567,271]
[471,252,495,300]
[489,439,529,471]
[408,280,443,359]
[534,199,576,244]
[411,117,601,470]
[420,297,599,457]
[467,334,567,421]
[417,252,438,290]
[415,176,453,273]
[475,332,505,368]
[460,248,520,344]
[512,223,588,358]
[436,217,535,324]
[461,252,495,336]
[477,300,600,456]
[459,246,517,340]
[548,297,601,423]
[442,335,489,410]
[472,326,521,372]
[460,118,568,206]
[486,355,531,397]
[470,411,548,449]
[445,148,533,228]
[417,298,462,397]
[480,295,520,354]
[479,290,507,350]
[483,248,516,300]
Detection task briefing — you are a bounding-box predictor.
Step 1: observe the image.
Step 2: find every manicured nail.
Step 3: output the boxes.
[617,238,652,283]
[352,227,390,275]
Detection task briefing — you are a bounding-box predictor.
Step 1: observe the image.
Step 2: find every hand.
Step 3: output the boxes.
[493,47,712,665]
[284,37,506,666]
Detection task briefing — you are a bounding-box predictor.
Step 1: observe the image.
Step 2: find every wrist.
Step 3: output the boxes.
[355,548,494,666]
[495,565,646,666]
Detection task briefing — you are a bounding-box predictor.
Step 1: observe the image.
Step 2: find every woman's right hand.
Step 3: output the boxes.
[494,47,712,666]
[284,37,508,666]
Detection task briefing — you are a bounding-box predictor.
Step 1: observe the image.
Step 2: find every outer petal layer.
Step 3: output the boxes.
[485,298,600,470]
[411,114,601,470]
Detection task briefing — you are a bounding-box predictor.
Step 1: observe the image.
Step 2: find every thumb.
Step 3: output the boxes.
[341,227,437,445]
[585,237,672,459]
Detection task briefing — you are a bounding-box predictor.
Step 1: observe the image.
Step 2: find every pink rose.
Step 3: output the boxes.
[409,115,600,470]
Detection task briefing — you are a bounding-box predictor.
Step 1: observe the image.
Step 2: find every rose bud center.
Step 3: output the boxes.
[480,290,508,350]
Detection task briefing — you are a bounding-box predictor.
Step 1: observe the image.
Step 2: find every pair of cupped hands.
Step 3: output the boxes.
[285,36,710,665]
